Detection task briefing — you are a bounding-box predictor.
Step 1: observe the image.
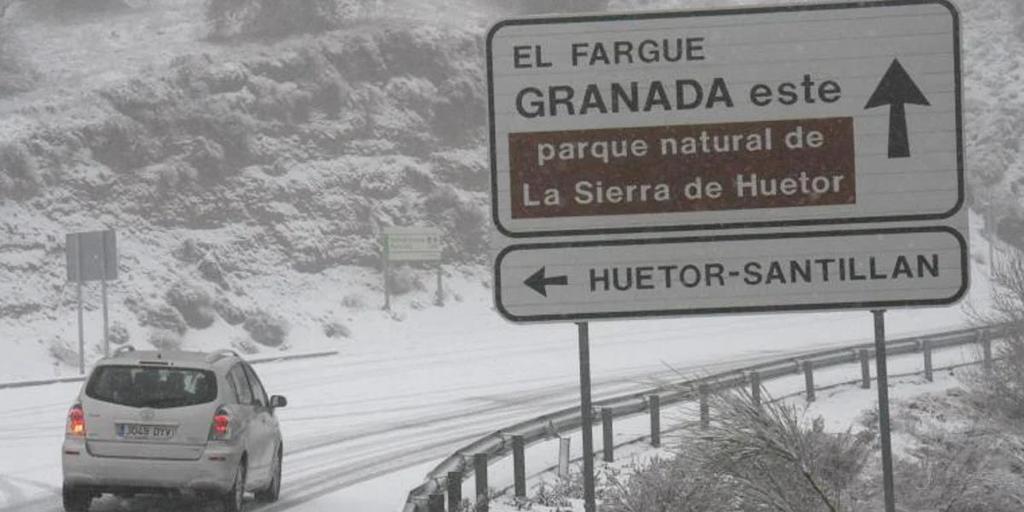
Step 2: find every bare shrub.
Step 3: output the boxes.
[611,388,873,512]
[341,293,365,309]
[424,186,488,261]
[139,303,187,335]
[323,321,351,339]
[687,388,873,512]
[206,0,379,40]
[0,23,37,98]
[165,281,216,329]
[21,0,128,19]
[0,142,41,198]
[894,430,1024,512]
[149,329,183,351]
[604,457,728,512]
[530,479,571,508]
[48,338,79,367]
[213,296,246,325]
[966,254,1024,418]
[108,322,130,346]
[243,309,290,347]
[388,265,424,295]
[512,0,610,15]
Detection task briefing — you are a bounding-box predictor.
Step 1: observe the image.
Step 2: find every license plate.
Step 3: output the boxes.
[116,423,176,440]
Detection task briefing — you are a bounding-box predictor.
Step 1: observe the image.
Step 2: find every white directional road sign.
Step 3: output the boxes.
[488,0,963,237]
[487,0,969,323]
[495,227,968,322]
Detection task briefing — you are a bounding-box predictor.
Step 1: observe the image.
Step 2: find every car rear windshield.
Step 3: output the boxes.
[86,365,217,409]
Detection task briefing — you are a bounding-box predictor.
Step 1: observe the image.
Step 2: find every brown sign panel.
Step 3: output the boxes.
[509,117,854,219]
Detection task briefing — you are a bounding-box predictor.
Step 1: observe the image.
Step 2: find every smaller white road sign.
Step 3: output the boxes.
[495,227,967,322]
[383,227,443,262]
[488,0,963,237]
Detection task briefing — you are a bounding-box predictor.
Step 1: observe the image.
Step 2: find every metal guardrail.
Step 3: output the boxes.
[402,324,1010,512]
[0,349,340,390]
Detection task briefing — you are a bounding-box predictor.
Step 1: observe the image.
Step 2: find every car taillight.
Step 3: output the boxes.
[66,405,86,437]
[210,409,230,440]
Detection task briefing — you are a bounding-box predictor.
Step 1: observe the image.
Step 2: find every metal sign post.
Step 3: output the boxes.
[872,309,896,512]
[75,240,84,375]
[576,322,596,512]
[100,232,110,357]
[435,266,444,306]
[383,239,391,311]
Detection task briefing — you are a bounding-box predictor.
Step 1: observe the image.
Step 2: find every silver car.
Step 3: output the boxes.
[61,347,287,512]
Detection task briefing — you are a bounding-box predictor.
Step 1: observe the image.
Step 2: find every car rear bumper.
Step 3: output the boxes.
[62,438,240,494]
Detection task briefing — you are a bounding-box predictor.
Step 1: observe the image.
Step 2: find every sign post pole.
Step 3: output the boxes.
[577,322,596,512]
[383,238,391,311]
[101,231,110,357]
[987,205,996,277]
[75,235,84,375]
[872,309,896,512]
[435,264,444,306]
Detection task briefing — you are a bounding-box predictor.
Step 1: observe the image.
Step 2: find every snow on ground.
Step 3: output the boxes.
[0,214,1002,511]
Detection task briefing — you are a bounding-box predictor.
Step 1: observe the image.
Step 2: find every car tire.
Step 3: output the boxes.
[62,484,92,512]
[255,447,282,503]
[222,461,247,512]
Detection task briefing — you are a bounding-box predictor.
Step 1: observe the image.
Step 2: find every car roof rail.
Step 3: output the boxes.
[112,345,136,357]
[207,349,241,363]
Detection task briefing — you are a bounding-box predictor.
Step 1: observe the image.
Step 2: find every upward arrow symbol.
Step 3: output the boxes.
[865,59,930,159]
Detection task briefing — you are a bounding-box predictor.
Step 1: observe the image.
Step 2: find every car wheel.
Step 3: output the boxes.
[222,461,247,512]
[62,484,92,512]
[255,447,282,503]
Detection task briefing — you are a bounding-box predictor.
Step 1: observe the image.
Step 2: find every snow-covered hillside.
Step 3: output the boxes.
[0,0,1017,380]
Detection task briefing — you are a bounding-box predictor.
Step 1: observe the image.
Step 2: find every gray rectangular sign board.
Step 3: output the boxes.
[488,0,963,238]
[496,227,968,322]
[66,230,117,282]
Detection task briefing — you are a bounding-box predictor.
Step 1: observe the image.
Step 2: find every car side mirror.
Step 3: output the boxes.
[270,395,287,409]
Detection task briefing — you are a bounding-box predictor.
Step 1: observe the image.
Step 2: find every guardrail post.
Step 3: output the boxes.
[750,371,762,408]
[474,453,488,512]
[447,472,462,512]
[803,360,815,402]
[699,384,710,429]
[649,395,661,448]
[512,436,526,498]
[429,493,445,512]
[923,340,933,382]
[602,408,614,462]
[557,438,570,478]
[859,349,871,389]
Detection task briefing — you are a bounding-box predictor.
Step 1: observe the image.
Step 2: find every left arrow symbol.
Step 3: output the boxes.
[524,267,568,297]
